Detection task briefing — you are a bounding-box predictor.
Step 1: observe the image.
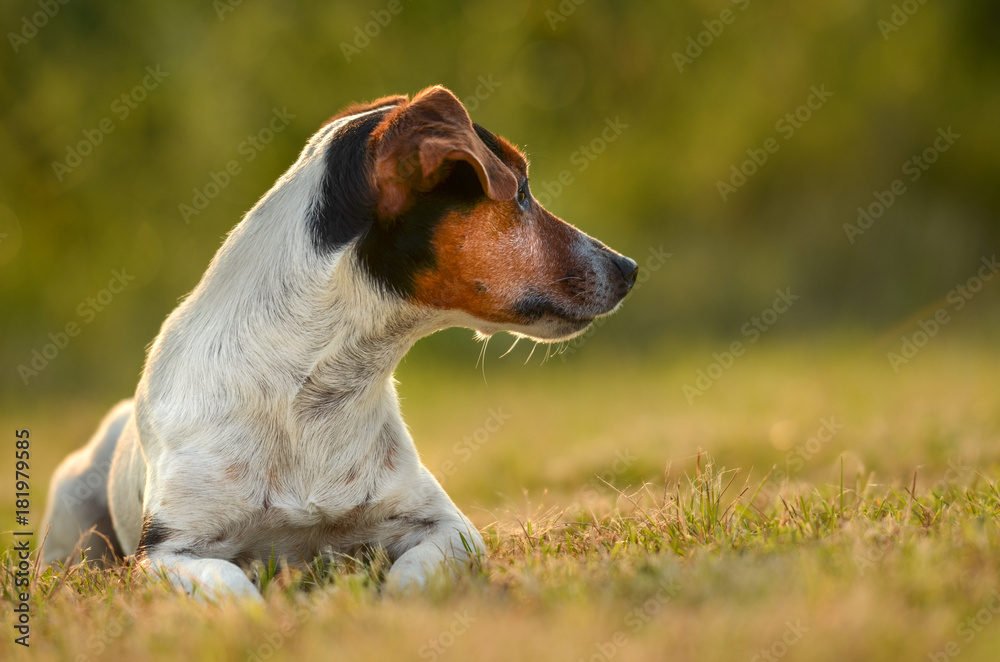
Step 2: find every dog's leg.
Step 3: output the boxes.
[133,494,263,601]
[382,473,487,592]
[106,417,147,555]
[385,521,485,592]
[140,552,262,603]
[41,400,133,567]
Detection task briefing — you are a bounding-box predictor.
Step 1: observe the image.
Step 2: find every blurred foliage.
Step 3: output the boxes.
[1,0,998,403]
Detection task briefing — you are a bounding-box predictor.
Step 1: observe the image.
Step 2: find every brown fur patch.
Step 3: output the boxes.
[482,132,529,180]
[267,467,281,490]
[409,204,580,324]
[380,425,399,472]
[224,462,249,481]
[344,464,361,483]
[368,86,518,219]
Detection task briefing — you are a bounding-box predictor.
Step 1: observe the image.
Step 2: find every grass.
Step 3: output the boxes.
[3,333,1000,661]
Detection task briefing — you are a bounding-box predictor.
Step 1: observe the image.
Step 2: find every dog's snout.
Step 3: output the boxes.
[614,255,639,292]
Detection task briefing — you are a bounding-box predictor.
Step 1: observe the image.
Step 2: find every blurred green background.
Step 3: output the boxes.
[1,0,998,405]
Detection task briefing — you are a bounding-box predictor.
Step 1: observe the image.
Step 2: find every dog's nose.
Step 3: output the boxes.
[614,255,639,292]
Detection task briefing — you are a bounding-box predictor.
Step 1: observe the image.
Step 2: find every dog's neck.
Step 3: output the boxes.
[141,123,446,451]
[296,256,437,400]
[277,255,446,461]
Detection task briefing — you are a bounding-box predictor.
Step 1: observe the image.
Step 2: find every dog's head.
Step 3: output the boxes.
[310,85,637,341]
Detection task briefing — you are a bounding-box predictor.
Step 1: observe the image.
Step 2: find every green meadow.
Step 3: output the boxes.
[4,332,1000,661]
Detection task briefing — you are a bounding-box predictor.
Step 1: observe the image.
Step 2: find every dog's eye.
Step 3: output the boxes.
[517,182,529,209]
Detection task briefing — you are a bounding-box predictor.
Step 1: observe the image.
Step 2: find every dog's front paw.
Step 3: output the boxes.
[383,527,483,595]
[147,555,264,603]
[383,556,433,595]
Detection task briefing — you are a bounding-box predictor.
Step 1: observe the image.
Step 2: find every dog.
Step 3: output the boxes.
[41,85,638,600]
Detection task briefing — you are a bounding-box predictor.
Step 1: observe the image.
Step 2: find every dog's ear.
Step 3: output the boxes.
[372,86,518,219]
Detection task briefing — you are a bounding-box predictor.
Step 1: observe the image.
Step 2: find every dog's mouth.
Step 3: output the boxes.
[507,293,617,341]
[513,293,589,325]
[549,316,595,337]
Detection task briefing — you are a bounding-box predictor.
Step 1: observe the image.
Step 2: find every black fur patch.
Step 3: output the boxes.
[512,292,586,323]
[307,112,384,254]
[356,162,481,296]
[135,513,176,559]
[309,110,494,297]
[511,292,558,321]
[472,123,503,159]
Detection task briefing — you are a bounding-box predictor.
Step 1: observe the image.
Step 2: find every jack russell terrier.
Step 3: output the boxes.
[41,85,638,600]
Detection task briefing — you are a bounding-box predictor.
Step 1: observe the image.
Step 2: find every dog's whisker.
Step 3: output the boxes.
[524,341,540,365]
[499,335,522,359]
[476,334,491,385]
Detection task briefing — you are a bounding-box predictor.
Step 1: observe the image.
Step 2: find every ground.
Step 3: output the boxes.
[2,333,999,661]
